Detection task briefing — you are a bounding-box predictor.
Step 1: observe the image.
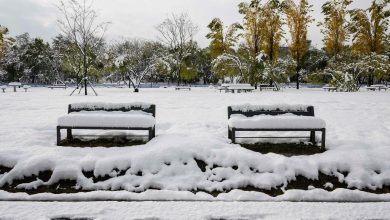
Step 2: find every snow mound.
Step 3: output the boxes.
[229,114,326,129]
[70,102,154,111]
[230,104,311,112]
[58,112,155,128]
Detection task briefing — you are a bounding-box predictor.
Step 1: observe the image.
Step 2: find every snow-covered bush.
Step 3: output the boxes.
[263,56,296,84]
[323,53,389,92]
[212,53,248,83]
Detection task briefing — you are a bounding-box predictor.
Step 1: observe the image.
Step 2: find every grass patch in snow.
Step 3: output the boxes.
[240,143,324,156]
[0,165,12,175]
[59,136,147,147]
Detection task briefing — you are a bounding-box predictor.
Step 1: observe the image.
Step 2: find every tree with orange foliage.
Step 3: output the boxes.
[319,0,352,58]
[349,0,389,55]
[238,0,265,87]
[349,0,389,85]
[283,0,313,89]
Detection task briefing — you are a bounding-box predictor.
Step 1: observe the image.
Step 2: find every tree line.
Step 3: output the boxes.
[0,0,389,93]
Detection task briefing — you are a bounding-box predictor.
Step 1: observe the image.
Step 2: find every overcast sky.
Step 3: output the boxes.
[0,0,372,48]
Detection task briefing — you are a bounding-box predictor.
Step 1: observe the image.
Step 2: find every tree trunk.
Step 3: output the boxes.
[83,52,87,95]
[296,67,300,89]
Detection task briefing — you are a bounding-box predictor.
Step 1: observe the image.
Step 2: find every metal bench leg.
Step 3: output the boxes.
[67,129,72,140]
[321,129,326,151]
[148,127,154,140]
[228,127,232,139]
[231,128,236,144]
[57,126,61,146]
[310,131,315,144]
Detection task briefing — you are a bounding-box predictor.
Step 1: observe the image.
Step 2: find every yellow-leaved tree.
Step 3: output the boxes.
[349,0,390,85]
[206,18,243,81]
[349,0,389,55]
[206,18,241,59]
[261,0,285,85]
[0,25,14,61]
[262,0,284,63]
[319,0,352,58]
[239,0,265,87]
[283,0,314,89]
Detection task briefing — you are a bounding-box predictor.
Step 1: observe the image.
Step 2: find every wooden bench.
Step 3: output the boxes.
[219,84,255,93]
[49,84,67,89]
[366,85,388,91]
[323,86,337,92]
[56,102,156,146]
[259,84,279,91]
[228,104,326,150]
[175,86,191,91]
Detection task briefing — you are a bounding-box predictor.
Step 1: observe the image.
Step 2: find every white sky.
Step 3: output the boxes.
[0,0,372,48]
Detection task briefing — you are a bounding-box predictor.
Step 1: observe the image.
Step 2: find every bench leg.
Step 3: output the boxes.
[231,128,236,144]
[148,127,155,141]
[321,129,326,151]
[57,127,61,146]
[67,129,72,140]
[228,127,231,139]
[310,131,315,144]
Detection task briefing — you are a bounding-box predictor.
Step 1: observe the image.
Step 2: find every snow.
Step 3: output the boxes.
[58,112,156,128]
[0,200,389,219]
[8,82,21,86]
[70,102,153,111]
[228,114,326,129]
[0,87,390,201]
[230,104,311,112]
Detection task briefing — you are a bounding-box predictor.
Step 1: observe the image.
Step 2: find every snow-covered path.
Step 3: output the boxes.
[0,87,390,201]
[1,201,390,220]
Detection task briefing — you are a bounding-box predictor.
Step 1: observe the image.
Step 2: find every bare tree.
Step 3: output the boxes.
[57,0,109,95]
[156,13,198,85]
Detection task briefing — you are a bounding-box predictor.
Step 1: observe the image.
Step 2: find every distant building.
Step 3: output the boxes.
[279,40,312,57]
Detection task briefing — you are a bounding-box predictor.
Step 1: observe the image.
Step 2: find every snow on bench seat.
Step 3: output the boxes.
[58,111,155,128]
[228,114,326,129]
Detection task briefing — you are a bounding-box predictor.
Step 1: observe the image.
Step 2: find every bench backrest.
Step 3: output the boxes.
[68,102,156,117]
[228,104,314,119]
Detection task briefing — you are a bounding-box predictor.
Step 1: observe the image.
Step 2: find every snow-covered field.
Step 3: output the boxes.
[0,87,390,201]
[1,201,390,220]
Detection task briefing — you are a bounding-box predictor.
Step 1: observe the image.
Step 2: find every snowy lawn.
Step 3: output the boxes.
[1,201,390,220]
[0,87,390,201]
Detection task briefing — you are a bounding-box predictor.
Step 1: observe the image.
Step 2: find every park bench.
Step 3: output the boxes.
[48,84,67,89]
[366,84,388,91]
[56,102,156,146]
[322,86,337,92]
[259,84,279,91]
[219,84,255,93]
[1,85,6,93]
[8,82,21,92]
[175,86,191,91]
[23,85,30,92]
[228,104,326,150]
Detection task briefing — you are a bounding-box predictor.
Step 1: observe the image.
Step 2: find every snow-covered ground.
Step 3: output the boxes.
[1,201,390,220]
[0,87,389,201]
